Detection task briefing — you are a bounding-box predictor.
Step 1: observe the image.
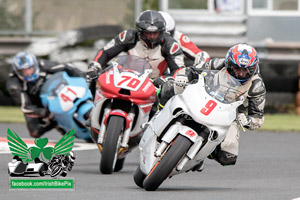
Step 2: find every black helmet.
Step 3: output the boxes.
[135,10,166,49]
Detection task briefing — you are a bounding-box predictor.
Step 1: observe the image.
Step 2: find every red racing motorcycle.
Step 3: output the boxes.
[90,55,156,174]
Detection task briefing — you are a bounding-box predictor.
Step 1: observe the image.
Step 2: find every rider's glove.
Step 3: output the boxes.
[174,74,188,94]
[194,51,210,69]
[153,77,166,88]
[237,113,251,128]
[86,61,102,82]
[153,76,174,88]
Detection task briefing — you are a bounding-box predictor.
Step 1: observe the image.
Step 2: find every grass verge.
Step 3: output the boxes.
[0,106,299,132]
[261,114,300,132]
[0,106,25,123]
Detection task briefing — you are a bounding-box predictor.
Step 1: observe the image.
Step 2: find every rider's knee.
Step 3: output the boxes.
[159,81,175,106]
[29,130,40,138]
[6,78,22,105]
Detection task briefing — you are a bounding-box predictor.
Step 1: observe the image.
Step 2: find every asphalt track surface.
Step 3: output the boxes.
[0,123,300,200]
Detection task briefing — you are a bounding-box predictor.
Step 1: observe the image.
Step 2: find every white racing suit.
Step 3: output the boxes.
[159,58,266,165]
[88,28,185,97]
[92,28,185,79]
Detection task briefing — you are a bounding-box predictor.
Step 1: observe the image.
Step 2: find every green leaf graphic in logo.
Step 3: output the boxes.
[7,129,31,163]
[7,128,75,163]
[53,129,75,156]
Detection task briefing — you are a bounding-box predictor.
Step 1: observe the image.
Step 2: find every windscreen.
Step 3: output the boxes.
[203,70,245,103]
[105,55,152,76]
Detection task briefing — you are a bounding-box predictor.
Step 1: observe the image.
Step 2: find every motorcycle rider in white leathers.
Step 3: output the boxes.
[158,43,266,166]
[86,10,185,92]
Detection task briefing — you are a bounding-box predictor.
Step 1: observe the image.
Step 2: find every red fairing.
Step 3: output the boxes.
[96,69,156,105]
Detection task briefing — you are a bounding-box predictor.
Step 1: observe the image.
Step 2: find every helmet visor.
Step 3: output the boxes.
[19,66,35,77]
[227,61,253,80]
[143,31,160,41]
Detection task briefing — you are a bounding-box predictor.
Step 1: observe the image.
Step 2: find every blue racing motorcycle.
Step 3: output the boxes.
[40,71,93,141]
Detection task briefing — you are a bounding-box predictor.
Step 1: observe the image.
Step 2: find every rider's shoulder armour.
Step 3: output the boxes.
[161,33,183,56]
[248,75,266,97]
[115,28,138,46]
[39,60,59,72]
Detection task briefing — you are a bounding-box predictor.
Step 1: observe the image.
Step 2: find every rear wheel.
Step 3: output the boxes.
[100,116,124,174]
[143,135,192,191]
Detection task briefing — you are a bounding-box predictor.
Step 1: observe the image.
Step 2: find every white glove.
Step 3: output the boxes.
[174,74,188,94]
[194,51,210,69]
[237,113,250,127]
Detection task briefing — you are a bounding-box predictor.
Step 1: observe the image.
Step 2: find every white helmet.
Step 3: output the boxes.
[159,11,175,37]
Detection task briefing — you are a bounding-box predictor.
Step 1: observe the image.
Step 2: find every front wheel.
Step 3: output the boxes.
[100,116,124,174]
[133,166,146,188]
[114,157,125,172]
[143,135,192,191]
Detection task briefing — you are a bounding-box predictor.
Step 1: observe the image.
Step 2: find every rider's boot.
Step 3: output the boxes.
[192,160,204,172]
[208,147,237,166]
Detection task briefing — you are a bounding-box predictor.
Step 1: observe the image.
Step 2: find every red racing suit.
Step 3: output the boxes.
[173,31,210,65]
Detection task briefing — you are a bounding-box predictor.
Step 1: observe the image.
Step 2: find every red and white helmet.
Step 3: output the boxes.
[225,43,259,84]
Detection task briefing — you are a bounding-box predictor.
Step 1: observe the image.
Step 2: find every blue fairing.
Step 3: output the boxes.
[40,72,93,140]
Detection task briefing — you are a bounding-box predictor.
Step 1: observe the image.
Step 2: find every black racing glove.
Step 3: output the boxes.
[86,61,102,82]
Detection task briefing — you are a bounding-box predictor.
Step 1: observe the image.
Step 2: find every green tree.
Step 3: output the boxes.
[169,0,207,9]
[143,0,159,10]
[0,0,24,31]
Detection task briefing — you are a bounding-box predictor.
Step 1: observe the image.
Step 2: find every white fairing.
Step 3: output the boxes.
[58,85,86,111]
[139,70,244,175]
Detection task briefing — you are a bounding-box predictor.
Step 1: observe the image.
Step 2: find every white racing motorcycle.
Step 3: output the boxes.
[133,70,246,191]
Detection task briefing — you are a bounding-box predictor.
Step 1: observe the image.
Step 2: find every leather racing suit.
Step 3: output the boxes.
[159,58,266,165]
[6,60,85,138]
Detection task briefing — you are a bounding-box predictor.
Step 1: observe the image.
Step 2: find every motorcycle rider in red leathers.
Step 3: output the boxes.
[158,43,266,167]
[159,11,210,68]
[86,10,186,89]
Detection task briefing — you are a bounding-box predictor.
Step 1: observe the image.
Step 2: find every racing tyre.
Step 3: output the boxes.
[100,116,124,174]
[133,166,146,188]
[143,135,192,191]
[114,157,125,172]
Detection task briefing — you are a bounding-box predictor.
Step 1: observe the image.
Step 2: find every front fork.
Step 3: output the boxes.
[97,104,135,154]
[154,122,206,172]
